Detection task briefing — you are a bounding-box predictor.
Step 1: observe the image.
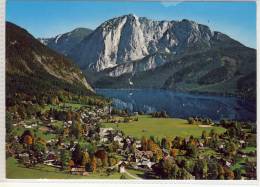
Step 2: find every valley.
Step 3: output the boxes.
[5,12,257,180]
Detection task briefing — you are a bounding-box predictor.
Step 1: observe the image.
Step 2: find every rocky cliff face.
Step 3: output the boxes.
[69,14,240,75]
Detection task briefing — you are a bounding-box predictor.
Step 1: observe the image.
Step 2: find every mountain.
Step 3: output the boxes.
[6,21,94,98]
[39,27,92,56]
[44,14,255,99]
[68,14,243,73]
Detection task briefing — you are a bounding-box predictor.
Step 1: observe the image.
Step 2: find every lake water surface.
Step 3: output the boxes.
[96,89,256,122]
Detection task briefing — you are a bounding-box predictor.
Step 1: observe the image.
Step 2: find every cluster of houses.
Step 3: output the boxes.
[99,127,157,172]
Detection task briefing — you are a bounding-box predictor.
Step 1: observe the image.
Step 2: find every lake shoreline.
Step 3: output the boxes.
[95,87,256,102]
[96,88,256,122]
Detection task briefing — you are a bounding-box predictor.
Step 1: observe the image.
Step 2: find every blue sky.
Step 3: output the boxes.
[6,0,256,48]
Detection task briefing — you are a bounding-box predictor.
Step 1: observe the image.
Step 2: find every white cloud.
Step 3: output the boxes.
[160,1,182,8]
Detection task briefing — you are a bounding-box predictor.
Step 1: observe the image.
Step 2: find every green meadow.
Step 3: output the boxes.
[102,115,226,139]
[6,157,133,179]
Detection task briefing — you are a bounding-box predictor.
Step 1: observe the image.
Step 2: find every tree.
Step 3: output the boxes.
[20,130,33,143]
[202,160,208,179]
[208,162,219,179]
[153,158,179,179]
[209,129,216,137]
[234,168,241,180]
[90,156,97,172]
[24,135,33,145]
[72,144,83,165]
[187,117,195,124]
[130,143,136,153]
[201,130,207,139]
[141,136,148,151]
[95,149,108,167]
[186,144,197,158]
[245,161,256,179]
[224,167,235,180]
[194,160,208,179]
[148,139,162,161]
[6,112,13,134]
[227,142,237,157]
[108,157,117,167]
[60,149,70,170]
[172,136,182,149]
[161,111,168,118]
[166,138,172,150]
[66,111,73,121]
[218,165,225,179]
[81,151,90,166]
[70,122,82,139]
[75,113,81,123]
[111,141,119,152]
[170,149,178,158]
[12,142,24,155]
[68,159,75,169]
[161,138,167,149]
[33,140,46,156]
[17,105,26,119]
[171,164,179,179]
[96,158,103,167]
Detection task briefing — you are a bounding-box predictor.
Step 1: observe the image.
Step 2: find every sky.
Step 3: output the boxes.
[6,0,256,48]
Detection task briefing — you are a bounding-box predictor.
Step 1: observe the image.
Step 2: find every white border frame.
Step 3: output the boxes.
[0,0,259,186]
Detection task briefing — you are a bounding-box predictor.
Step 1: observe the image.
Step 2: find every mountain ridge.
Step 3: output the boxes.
[6,21,94,97]
[67,14,245,73]
[39,27,92,56]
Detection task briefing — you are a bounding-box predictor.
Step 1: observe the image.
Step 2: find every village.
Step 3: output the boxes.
[6,100,257,180]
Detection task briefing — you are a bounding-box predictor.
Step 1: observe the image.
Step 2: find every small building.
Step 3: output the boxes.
[226,161,231,167]
[135,150,153,160]
[135,140,142,149]
[70,166,87,175]
[46,152,57,160]
[118,161,127,173]
[114,135,123,143]
[32,124,38,127]
[137,160,155,170]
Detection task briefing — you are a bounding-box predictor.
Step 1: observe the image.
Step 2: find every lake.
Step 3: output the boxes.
[96,89,256,122]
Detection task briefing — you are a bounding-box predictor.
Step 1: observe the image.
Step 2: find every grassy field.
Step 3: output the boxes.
[102,115,226,139]
[11,125,56,141]
[6,157,132,179]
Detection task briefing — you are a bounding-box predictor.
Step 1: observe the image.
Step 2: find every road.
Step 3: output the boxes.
[124,169,141,180]
[108,161,142,179]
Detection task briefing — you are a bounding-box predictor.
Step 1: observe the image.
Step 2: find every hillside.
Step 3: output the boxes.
[6,21,94,102]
